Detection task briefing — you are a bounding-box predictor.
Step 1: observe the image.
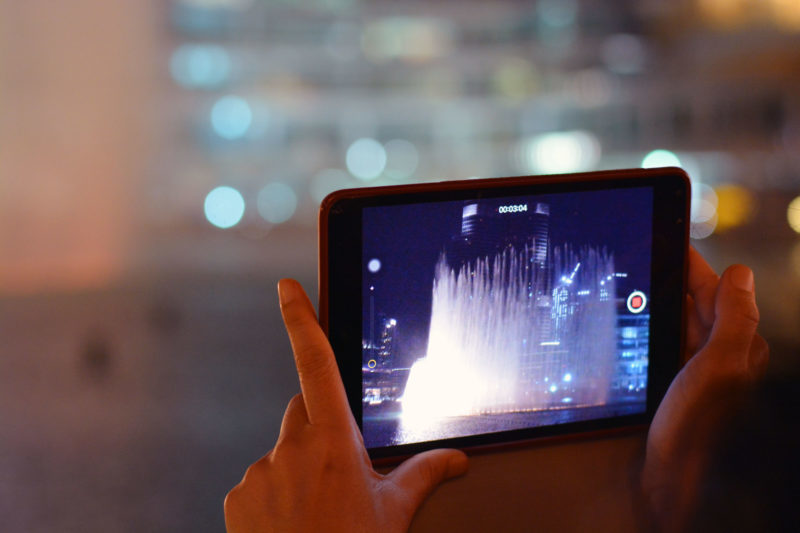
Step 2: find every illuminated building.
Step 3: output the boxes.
[448,200,551,270]
[377,316,397,369]
[611,313,650,397]
[363,315,404,405]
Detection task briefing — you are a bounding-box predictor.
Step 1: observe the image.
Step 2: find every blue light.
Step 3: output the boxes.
[204,186,245,229]
[257,183,297,224]
[383,139,419,180]
[211,96,252,140]
[642,149,681,168]
[346,138,386,181]
[170,44,230,88]
[538,0,578,28]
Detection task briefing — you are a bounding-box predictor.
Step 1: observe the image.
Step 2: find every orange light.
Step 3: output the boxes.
[714,184,755,232]
[698,0,750,29]
[768,0,800,31]
[788,196,800,234]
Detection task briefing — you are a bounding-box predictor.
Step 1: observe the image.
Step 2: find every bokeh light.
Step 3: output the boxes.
[518,130,600,174]
[367,258,381,273]
[537,0,578,28]
[170,44,230,88]
[360,17,454,64]
[204,186,245,228]
[690,216,718,240]
[257,183,297,224]
[642,149,681,168]
[310,169,352,204]
[714,184,754,232]
[210,95,252,140]
[698,0,750,28]
[346,138,387,181]
[641,149,681,168]
[788,196,800,234]
[383,139,419,180]
[769,0,800,30]
[691,182,718,224]
[492,58,540,100]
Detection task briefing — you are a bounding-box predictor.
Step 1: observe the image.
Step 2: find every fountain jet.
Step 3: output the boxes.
[401,243,617,433]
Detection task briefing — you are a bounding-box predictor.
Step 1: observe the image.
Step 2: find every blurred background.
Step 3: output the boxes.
[1,0,799,531]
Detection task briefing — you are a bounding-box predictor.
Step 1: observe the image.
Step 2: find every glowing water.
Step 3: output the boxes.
[401,244,617,433]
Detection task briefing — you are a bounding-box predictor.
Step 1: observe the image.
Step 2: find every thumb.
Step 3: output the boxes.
[385,449,468,513]
[704,264,759,365]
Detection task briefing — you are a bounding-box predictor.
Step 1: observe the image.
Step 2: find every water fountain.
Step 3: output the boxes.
[400,243,617,439]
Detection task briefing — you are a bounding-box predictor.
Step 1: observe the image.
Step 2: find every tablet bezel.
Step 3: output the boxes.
[319,167,689,460]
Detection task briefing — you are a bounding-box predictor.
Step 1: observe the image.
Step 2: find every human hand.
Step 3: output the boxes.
[224,279,468,533]
[643,247,769,532]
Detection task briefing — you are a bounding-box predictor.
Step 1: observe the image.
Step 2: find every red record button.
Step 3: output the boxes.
[627,290,647,314]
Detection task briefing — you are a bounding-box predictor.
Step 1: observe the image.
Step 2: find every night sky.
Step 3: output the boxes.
[362,186,653,367]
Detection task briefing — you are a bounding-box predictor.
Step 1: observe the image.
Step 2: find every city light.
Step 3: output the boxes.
[690,182,718,240]
[691,216,717,240]
[360,17,455,64]
[537,0,578,29]
[170,44,230,88]
[204,186,245,228]
[641,149,681,168]
[210,95,252,139]
[367,258,381,273]
[519,130,601,174]
[257,183,297,224]
[346,138,387,181]
[309,169,351,204]
[383,139,419,180]
[788,196,800,234]
[715,184,754,232]
[691,182,718,224]
[769,0,800,30]
[697,0,750,28]
[492,58,540,101]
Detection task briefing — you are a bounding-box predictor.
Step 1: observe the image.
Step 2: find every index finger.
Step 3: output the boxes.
[687,246,719,327]
[278,278,351,426]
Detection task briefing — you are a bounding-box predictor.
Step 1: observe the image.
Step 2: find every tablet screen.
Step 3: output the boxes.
[360,187,653,448]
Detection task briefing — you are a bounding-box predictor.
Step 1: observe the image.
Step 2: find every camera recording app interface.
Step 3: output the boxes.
[361,187,653,448]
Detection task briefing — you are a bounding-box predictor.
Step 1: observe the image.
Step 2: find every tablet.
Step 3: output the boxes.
[319,167,689,460]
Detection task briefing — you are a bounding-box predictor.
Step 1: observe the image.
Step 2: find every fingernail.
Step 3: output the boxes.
[730,265,754,292]
[278,279,296,305]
